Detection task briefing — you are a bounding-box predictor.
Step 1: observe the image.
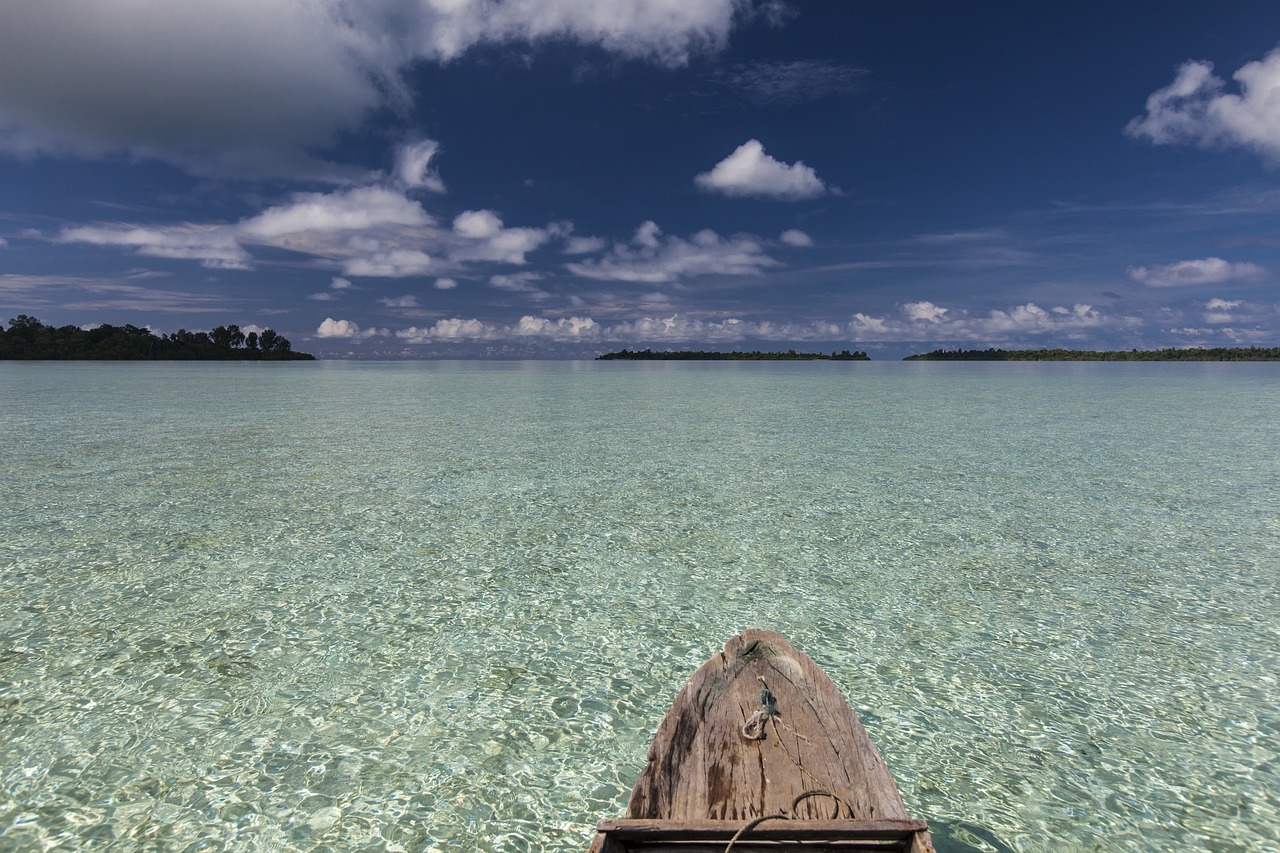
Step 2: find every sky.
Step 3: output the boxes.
[1,1,1279,359]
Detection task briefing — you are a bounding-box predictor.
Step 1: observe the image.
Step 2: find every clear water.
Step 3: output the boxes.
[1,361,1276,852]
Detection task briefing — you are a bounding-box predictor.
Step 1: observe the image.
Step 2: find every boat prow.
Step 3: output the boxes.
[589,628,935,851]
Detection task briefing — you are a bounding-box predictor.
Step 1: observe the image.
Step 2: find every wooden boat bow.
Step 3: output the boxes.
[590,629,935,851]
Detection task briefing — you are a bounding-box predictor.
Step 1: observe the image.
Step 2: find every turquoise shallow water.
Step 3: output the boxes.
[1,361,1277,852]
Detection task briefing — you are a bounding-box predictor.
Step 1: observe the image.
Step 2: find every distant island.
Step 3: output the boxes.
[0,315,314,360]
[904,346,1280,362]
[597,348,870,361]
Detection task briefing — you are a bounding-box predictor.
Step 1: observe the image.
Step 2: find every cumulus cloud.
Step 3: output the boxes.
[317,318,362,338]
[512,316,603,340]
[451,210,560,265]
[1203,298,1251,324]
[1127,257,1266,287]
[848,301,1116,342]
[779,229,813,247]
[694,139,828,200]
[902,301,947,322]
[566,221,779,282]
[454,210,503,240]
[396,318,504,343]
[395,139,446,192]
[1126,48,1280,162]
[434,277,458,290]
[0,0,756,178]
[392,313,849,346]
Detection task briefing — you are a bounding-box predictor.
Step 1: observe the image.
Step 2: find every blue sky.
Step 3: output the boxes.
[2,1,1278,358]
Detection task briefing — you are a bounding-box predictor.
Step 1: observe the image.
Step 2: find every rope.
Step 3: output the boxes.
[727,677,856,852]
[722,790,856,852]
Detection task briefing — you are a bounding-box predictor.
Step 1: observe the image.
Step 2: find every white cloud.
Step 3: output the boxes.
[453,210,504,240]
[902,301,947,322]
[317,317,359,338]
[392,313,856,346]
[0,273,229,313]
[779,229,813,247]
[57,223,250,269]
[240,187,432,240]
[566,221,779,282]
[404,0,748,67]
[344,249,434,277]
[490,272,544,292]
[563,235,608,254]
[1126,49,1280,162]
[1203,298,1250,324]
[451,210,557,265]
[395,139,445,192]
[1127,257,1266,287]
[847,301,1118,342]
[851,313,889,335]
[434,277,458,290]
[379,295,420,308]
[308,275,353,300]
[396,318,503,343]
[0,0,756,178]
[56,160,563,278]
[694,139,828,200]
[512,316,603,341]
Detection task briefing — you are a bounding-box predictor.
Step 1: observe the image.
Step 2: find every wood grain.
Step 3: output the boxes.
[588,629,935,852]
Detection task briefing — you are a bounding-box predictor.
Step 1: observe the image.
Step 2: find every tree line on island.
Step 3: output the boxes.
[599,345,1279,362]
[0,315,314,360]
[597,348,870,361]
[904,346,1280,361]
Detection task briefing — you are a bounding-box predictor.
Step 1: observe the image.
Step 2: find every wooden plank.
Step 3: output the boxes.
[625,630,909,823]
[596,818,927,840]
[593,840,916,845]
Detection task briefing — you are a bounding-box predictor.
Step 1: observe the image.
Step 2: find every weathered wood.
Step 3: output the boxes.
[596,818,927,840]
[589,629,935,853]
[627,629,907,821]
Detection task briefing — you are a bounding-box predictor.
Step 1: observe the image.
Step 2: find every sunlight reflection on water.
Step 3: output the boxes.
[1,361,1277,851]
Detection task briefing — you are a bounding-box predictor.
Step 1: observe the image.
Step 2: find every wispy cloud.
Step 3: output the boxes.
[54,156,564,280]
[0,274,229,313]
[713,60,870,105]
[1127,257,1266,287]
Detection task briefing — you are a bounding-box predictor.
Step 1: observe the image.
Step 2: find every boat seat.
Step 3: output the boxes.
[593,818,933,852]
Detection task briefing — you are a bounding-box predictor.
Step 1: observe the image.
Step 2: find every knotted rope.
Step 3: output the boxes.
[729,676,855,852]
